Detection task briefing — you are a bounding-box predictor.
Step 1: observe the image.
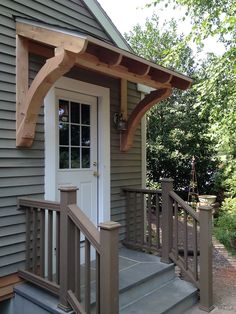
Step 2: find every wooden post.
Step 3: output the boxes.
[58,185,77,312]
[99,221,120,314]
[161,178,174,264]
[199,205,214,312]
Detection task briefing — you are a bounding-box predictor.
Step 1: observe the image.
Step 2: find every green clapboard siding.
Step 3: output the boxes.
[0,1,142,276]
[0,0,116,277]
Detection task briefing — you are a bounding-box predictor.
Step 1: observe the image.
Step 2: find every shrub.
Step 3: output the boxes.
[214,198,236,250]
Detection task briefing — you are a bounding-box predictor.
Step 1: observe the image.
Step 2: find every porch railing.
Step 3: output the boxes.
[122,188,162,253]
[123,178,213,312]
[18,186,120,314]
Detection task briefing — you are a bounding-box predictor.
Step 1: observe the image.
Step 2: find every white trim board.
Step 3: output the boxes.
[44,77,110,223]
[83,0,130,51]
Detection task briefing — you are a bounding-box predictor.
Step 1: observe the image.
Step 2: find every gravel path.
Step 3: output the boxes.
[185,238,236,313]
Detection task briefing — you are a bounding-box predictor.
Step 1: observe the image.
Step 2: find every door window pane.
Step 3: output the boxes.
[71,148,80,168]
[59,100,69,122]
[82,126,90,146]
[59,99,93,169]
[82,148,90,168]
[71,125,80,146]
[71,102,80,124]
[60,147,69,169]
[81,104,90,125]
[59,123,69,145]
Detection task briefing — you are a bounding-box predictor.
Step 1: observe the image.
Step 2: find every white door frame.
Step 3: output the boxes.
[44,77,110,223]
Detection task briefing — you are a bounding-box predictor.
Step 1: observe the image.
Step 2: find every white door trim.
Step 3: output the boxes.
[44,77,110,223]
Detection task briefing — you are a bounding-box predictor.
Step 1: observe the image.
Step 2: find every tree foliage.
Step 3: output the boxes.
[140,1,235,246]
[125,16,219,195]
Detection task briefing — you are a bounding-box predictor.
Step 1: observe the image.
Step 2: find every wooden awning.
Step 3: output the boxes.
[15,19,192,150]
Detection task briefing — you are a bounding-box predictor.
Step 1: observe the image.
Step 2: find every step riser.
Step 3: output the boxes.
[120,278,198,314]
[120,268,175,309]
[164,293,199,314]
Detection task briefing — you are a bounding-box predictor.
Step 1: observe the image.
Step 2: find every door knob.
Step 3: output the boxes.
[93,171,99,177]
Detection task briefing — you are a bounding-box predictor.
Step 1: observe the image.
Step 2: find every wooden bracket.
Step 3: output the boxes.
[121,88,172,151]
[16,39,78,147]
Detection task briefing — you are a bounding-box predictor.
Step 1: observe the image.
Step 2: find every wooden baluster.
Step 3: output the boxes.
[25,208,31,271]
[48,210,53,281]
[193,219,198,281]
[96,252,100,314]
[40,209,45,277]
[134,192,137,244]
[174,201,178,259]
[32,208,38,274]
[126,191,131,242]
[147,193,152,249]
[140,192,145,246]
[56,211,60,284]
[75,228,81,301]
[184,210,188,270]
[156,193,160,249]
[85,238,91,314]
[68,219,75,292]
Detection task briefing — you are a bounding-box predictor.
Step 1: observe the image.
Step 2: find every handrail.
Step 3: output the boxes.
[68,204,101,253]
[18,188,120,314]
[18,197,60,211]
[123,187,162,194]
[169,190,199,221]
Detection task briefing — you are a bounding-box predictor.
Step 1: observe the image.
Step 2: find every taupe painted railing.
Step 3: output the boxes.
[123,178,214,312]
[18,186,120,314]
[122,188,162,253]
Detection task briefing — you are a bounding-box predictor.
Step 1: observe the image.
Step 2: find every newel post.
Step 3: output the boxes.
[199,205,214,312]
[161,178,174,263]
[58,185,77,311]
[99,221,120,314]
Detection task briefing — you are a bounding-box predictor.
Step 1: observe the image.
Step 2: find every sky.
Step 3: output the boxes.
[97,0,225,56]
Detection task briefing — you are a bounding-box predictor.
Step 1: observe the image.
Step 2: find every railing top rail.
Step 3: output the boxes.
[169,191,199,222]
[18,197,60,212]
[123,187,162,194]
[68,204,101,253]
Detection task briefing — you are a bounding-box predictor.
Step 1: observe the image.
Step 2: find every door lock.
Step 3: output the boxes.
[93,161,97,166]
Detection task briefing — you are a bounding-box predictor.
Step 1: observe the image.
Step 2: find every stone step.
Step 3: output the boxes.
[120,277,198,314]
[14,283,73,314]
[118,247,175,308]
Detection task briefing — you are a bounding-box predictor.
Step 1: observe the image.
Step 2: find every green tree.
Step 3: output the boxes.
[125,15,218,195]
[146,0,236,248]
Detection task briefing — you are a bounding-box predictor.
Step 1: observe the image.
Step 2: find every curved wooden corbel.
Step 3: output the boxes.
[16,47,77,147]
[121,88,172,151]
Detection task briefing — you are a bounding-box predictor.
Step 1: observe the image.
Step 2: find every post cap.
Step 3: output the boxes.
[99,221,121,230]
[58,184,78,192]
[160,178,174,183]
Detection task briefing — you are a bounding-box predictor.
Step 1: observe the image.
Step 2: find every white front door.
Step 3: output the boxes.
[45,77,110,224]
[56,89,98,224]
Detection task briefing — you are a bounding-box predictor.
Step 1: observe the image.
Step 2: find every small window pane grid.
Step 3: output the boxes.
[59,99,91,169]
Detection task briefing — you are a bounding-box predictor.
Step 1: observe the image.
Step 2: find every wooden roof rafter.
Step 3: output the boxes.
[15,20,192,149]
